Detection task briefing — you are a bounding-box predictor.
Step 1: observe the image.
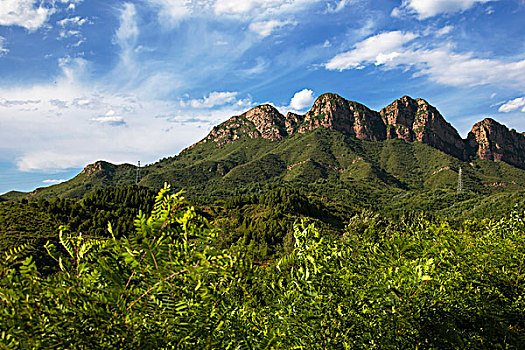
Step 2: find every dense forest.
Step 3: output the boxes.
[1,123,525,347]
[1,184,524,348]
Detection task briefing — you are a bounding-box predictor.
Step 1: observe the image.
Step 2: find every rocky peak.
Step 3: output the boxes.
[380,96,467,159]
[194,92,525,169]
[244,104,286,139]
[201,104,287,146]
[381,96,418,141]
[467,118,525,169]
[295,93,386,140]
[80,161,115,176]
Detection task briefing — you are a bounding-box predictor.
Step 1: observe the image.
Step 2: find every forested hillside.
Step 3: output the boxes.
[1,93,525,347]
[1,186,524,348]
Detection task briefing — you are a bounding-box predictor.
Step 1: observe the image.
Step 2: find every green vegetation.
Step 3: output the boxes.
[1,186,524,348]
[1,126,525,347]
[4,129,525,207]
[0,185,156,270]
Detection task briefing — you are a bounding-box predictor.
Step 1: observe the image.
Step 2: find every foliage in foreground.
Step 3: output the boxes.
[1,185,525,349]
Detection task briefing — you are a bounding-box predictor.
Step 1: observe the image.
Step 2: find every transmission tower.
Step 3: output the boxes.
[457,167,463,193]
[136,161,141,184]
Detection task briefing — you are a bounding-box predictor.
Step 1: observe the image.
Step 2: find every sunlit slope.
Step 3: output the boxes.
[3,128,525,206]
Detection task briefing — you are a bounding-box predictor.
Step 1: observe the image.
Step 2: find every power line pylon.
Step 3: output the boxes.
[457,167,463,193]
[136,161,141,185]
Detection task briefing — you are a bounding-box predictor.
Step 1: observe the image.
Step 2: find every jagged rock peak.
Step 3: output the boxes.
[468,118,525,168]
[380,95,468,159]
[199,103,287,146]
[193,92,524,169]
[80,161,116,176]
[295,92,385,140]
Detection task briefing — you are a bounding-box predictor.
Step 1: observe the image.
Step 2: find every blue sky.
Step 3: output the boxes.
[0,0,524,194]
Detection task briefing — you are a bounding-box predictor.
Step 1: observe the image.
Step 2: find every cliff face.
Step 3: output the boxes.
[296,93,386,141]
[201,94,386,145]
[468,118,525,168]
[197,93,524,168]
[202,104,287,146]
[380,96,468,159]
[80,161,117,177]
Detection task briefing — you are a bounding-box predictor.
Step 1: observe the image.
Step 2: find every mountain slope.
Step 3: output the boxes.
[2,93,525,207]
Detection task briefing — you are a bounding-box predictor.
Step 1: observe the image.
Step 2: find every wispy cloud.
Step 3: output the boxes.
[325,31,525,89]
[114,3,139,67]
[180,91,251,109]
[392,0,497,19]
[249,20,297,37]
[0,98,40,107]
[326,0,354,13]
[325,31,419,70]
[42,179,67,184]
[0,36,8,55]
[143,0,322,35]
[499,97,525,113]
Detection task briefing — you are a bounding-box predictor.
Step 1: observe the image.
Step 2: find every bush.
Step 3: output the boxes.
[1,186,524,348]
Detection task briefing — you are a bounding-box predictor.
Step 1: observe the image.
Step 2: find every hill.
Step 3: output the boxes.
[3,93,523,204]
[1,93,525,223]
[1,92,525,263]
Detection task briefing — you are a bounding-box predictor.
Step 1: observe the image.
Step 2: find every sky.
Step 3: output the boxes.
[0,0,524,194]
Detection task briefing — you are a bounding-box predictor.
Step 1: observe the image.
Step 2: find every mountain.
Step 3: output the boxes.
[380,96,469,160]
[468,118,525,169]
[2,93,525,212]
[192,93,524,167]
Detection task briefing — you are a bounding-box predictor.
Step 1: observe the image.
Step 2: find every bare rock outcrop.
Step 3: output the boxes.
[467,118,525,169]
[380,96,468,159]
[201,104,287,146]
[295,93,386,141]
[194,92,525,169]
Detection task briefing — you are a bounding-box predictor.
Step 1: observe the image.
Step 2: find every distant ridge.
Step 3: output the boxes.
[198,93,525,169]
[3,92,525,201]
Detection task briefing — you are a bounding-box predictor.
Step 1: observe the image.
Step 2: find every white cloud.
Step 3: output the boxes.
[325,31,418,70]
[146,0,191,26]
[249,20,296,37]
[57,16,88,27]
[91,110,126,125]
[42,179,67,184]
[325,31,525,89]
[181,91,252,109]
[0,37,8,55]
[61,0,83,11]
[499,97,525,113]
[90,116,126,125]
[288,89,315,111]
[392,0,497,20]
[0,0,53,31]
[326,0,353,13]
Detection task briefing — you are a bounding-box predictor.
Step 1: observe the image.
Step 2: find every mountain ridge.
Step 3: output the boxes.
[2,92,525,202]
[198,93,525,169]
